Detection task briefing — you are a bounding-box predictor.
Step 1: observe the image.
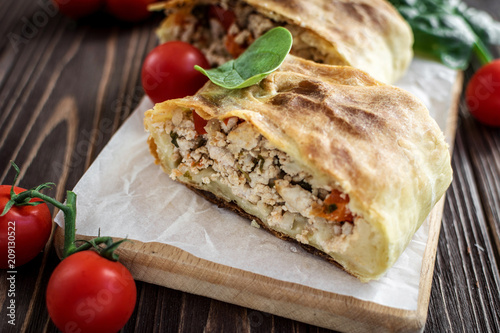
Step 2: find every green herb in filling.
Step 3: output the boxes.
[236,164,252,183]
[170,131,179,148]
[326,204,338,214]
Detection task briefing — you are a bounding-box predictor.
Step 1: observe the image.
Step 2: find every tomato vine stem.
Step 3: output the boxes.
[6,187,114,258]
[473,37,494,66]
[3,161,121,260]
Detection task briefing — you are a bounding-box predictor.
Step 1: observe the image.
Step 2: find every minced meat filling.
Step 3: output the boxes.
[165,109,355,240]
[163,0,328,66]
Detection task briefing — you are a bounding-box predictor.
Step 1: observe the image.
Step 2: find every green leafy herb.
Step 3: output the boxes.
[257,155,265,172]
[236,164,252,183]
[251,155,266,173]
[326,204,338,214]
[195,27,293,89]
[170,131,179,148]
[388,0,500,69]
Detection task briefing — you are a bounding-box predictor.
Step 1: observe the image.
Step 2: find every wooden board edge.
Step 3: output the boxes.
[54,225,427,333]
[444,71,464,151]
[414,197,446,327]
[414,70,463,327]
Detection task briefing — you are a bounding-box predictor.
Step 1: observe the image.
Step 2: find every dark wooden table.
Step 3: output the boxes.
[1,0,499,332]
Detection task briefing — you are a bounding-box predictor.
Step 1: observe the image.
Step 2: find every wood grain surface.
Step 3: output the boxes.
[51,193,446,333]
[0,0,499,332]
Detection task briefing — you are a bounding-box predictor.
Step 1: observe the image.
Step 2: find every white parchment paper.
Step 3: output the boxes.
[55,57,459,311]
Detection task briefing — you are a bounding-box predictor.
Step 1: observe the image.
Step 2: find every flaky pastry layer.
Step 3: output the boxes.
[144,55,452,281]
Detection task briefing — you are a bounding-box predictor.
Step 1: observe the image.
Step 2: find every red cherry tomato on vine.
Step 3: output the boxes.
[105,0,157,22]
[52,0,103,19]
[141,41,210,104]
[465,59,500,127]
[0,186,52,269]
[46,251,137,333]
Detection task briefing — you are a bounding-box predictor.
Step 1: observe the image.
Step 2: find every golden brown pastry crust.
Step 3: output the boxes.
[144,55,452,281]
[153,0,413,83]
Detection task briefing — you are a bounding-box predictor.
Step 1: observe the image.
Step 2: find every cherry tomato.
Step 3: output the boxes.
[105,0,157,22]
[465,59,500,127]
[52,0,103,19]
[46,251,137,333]
[0,186,52,269]
[141,41,210,103]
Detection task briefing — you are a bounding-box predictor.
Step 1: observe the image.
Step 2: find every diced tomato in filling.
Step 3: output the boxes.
[193,112,244,136]
[208,5,236,32]
[192,110,208,135]
[175,13,185,24]
[224,34,249,58]
[207,5,252,58]
[174,8,192,25]
[312,189,354,223]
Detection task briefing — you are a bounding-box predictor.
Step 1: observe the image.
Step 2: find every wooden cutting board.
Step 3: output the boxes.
[54,72,462,333]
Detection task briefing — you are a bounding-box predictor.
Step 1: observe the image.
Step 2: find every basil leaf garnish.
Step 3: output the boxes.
[388,0,500,69]
[195,27,293,89]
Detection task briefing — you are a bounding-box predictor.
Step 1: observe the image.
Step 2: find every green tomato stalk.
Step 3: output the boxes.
[1,161,124,260]
[473,37,495,66]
